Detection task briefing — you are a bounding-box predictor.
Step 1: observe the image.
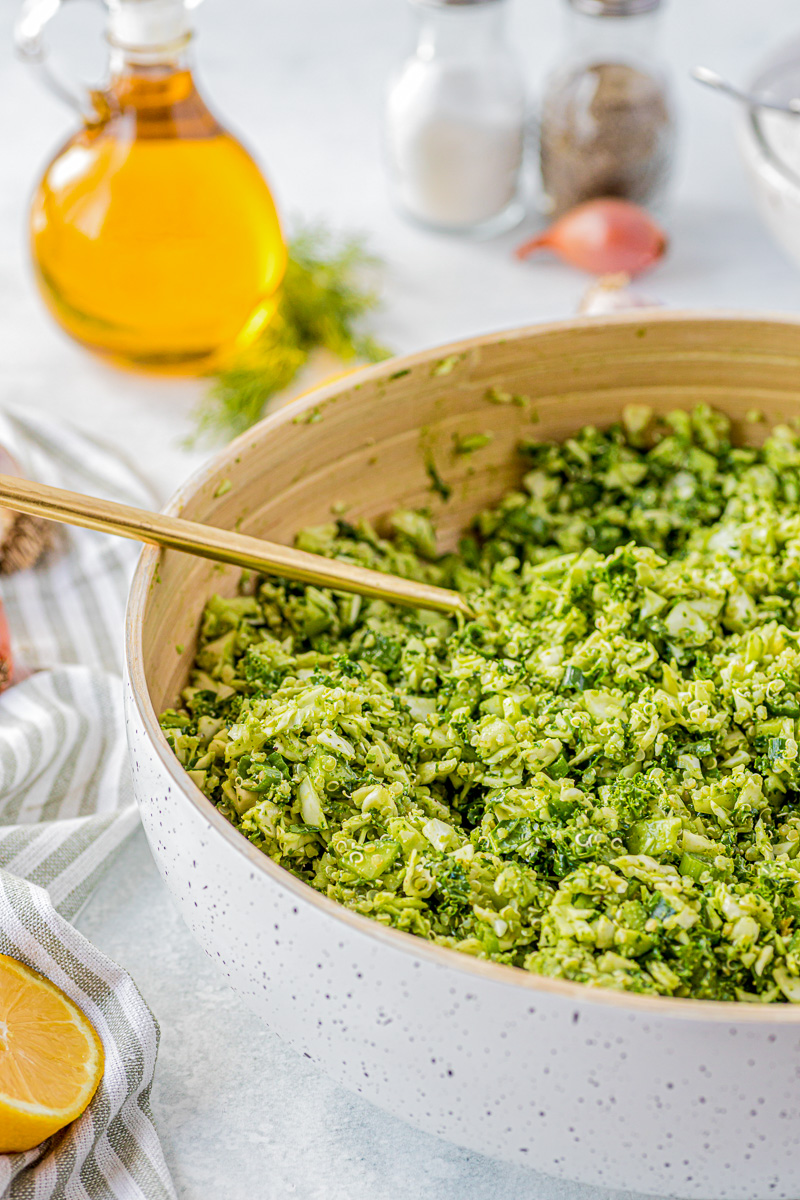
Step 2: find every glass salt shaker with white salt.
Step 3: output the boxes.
[384,0,526,237]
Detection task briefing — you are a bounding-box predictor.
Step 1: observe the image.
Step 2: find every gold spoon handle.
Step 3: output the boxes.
[0,474,472,618]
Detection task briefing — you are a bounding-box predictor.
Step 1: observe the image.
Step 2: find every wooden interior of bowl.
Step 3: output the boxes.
[138,312,800,714]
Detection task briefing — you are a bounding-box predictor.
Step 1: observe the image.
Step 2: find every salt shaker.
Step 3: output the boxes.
[539,0,675,217]
[384,0,526,237]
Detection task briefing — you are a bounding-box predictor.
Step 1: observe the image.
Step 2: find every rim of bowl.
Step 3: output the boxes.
[127,309,800,1024]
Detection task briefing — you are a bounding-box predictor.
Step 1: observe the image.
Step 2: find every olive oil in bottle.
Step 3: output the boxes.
[18,0,286,373]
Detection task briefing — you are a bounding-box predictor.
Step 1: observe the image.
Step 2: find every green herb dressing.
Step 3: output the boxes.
[161,405,800,1002]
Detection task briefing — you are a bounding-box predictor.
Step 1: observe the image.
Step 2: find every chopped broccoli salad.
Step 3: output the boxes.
[161,405,800,1002]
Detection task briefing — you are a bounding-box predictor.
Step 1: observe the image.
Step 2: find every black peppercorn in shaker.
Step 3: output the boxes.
[539,0,675,216]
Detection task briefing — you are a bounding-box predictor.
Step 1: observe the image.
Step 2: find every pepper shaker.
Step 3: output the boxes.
[384,0,526,237]
[539,0,675,217]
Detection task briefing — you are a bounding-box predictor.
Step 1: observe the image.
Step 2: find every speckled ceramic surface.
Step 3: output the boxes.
[125,315,800,1199]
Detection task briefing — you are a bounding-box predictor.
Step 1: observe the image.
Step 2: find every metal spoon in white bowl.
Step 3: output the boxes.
[691,66,800,115]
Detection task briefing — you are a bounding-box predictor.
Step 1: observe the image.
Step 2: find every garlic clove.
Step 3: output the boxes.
[578,272,663,316]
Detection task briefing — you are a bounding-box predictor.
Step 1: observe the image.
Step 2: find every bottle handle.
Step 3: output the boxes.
[15,0,104,119]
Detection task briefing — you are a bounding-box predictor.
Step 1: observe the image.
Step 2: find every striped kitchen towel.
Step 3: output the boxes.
[0,409,176,1200]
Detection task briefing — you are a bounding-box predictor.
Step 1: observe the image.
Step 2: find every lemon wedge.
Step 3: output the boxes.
[0,953,105,1152]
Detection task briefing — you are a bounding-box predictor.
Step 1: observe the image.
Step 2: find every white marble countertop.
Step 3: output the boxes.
[2,0,800,1195]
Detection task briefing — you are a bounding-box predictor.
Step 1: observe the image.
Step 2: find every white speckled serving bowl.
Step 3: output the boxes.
[125,313,800,1200]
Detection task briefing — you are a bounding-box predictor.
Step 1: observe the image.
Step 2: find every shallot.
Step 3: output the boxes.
[515,198,668,276]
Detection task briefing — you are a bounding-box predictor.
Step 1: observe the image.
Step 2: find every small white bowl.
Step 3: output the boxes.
[739,42,800,268]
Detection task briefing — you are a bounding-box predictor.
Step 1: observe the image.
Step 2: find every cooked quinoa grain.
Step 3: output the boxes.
[161,405,800,1002]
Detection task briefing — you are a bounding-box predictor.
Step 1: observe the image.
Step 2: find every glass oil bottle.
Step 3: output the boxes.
[16,0,286,373]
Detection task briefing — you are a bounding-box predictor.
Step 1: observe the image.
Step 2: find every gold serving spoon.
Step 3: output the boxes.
[0,474,472,618]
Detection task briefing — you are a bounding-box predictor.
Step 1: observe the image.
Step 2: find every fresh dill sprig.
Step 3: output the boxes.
[191,224,392,444]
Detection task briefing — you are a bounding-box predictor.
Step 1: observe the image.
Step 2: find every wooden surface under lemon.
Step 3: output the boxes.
[0,954,104,1152]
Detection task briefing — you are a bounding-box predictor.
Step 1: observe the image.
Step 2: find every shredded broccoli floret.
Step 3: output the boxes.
[161,405,800,1002]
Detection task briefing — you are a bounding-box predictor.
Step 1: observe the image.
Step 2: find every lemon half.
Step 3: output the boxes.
[0,953,105,1152]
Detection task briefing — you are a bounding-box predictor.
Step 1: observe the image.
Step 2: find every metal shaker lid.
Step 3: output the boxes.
[411,0,504,8]
[569,0,662,15]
